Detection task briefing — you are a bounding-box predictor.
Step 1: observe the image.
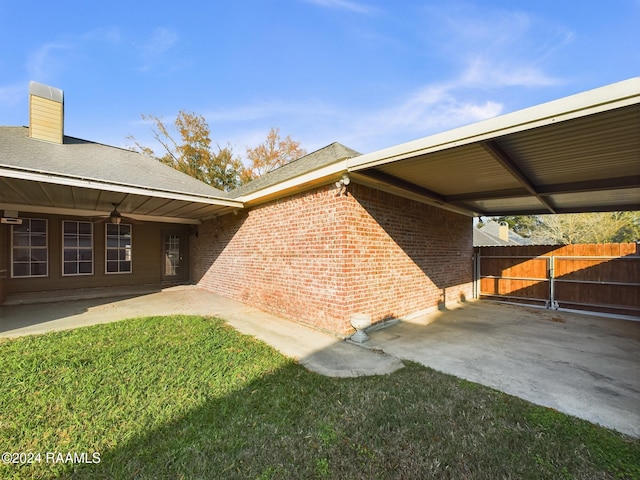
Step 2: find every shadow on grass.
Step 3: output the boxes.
[66,363,639,480]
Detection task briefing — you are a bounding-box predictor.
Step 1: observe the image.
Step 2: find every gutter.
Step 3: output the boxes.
[235,159,350,205]
[0,165,244,208]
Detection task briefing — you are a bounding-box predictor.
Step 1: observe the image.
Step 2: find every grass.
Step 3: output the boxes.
[0,315,638,479]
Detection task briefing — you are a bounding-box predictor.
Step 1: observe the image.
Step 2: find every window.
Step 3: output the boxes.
[106,223,132,274]
[63,221,93,276]
[11,219,48,277]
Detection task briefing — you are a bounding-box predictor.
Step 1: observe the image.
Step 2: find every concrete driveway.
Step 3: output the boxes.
[367,301,640,438]
[1,287,638,437]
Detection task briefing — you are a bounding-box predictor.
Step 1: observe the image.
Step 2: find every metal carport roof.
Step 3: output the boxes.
[348,77,640,216]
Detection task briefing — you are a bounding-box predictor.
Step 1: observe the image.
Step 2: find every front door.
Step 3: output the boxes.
[162,232,188,283]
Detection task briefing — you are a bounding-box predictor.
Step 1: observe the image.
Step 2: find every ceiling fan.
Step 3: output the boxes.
[94,203,141,224]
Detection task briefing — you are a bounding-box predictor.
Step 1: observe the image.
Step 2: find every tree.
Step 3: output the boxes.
[494,212,640,244]
[128,111,244,191]
[242,127,306,182]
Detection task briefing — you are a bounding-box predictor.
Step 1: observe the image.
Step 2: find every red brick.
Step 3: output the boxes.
[191,183,473,335]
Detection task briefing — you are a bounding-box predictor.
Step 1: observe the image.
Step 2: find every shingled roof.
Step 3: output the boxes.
[230,142,361,198]
[0,126,229,200]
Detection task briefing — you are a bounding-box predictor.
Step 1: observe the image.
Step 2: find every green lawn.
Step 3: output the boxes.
[0,315,638,479]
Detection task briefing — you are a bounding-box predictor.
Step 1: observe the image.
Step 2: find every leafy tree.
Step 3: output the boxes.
[242,127,306,182]
[128,111,244,191]
[494,212,640,244]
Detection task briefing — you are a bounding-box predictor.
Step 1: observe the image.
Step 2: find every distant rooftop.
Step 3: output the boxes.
[230,142,361,198]
[473,220,530,246]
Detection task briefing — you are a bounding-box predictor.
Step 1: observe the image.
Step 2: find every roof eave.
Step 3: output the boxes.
[348,77,640,172]
[0,165,244,209]
[235,159,350,205]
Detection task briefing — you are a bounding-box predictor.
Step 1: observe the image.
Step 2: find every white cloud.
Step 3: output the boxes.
[418,3,572,90]
[82,26,123,44]
[0,83,26,107]
[345,80,503,150]
[303,0,375,14]
[203,100,336,124]
[26,42,71,81]
[460,57,562,88]
[136,27,178,71]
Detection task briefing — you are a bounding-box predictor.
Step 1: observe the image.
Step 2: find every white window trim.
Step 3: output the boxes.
[10,218,49,278]
[105,223,133,275]
[62,220,94,277]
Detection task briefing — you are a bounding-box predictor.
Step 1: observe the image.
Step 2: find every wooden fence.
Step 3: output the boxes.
[474,243,640,318]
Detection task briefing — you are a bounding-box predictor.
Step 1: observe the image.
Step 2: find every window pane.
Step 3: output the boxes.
[79,262,92,274]
[64,222,77,234]
[106,250,118,261]
[106,224,119,235]
[64,263,77,275]
[79,223,92,235]
[107,237,119,247]
[120,238,131,247]
[64,250,78,261]
[79,250,92,261]
[13,223,28,234]
[31,249,47,261]
[13,248,31,261]
[64,236,78,247]
[13,264,29,277]
[31,263,47,276]
[120,261,131,272]
[106,261,118,272]
[79,236,92,247]
[13,233,30,246]
[31,234,47,246]
[31,220,47,232]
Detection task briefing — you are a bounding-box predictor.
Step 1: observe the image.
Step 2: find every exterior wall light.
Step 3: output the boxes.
[335,173,351,195]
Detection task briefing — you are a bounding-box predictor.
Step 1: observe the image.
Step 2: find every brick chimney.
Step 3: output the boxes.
[498,221,509,242]
[29,81,64,144]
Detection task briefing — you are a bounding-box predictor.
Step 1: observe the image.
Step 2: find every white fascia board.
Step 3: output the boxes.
[0,202,201,224]
[235,160,349,204]
[348,77,640,171]
[0,167,244,209]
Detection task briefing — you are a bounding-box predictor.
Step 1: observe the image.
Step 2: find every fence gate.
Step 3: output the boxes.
[474,243,640,318]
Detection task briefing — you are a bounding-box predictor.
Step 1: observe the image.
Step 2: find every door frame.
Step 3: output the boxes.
[161,230,189,284]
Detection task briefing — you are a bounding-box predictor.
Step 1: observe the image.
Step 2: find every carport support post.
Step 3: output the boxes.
[473,252,481,299]
[548,256,559,310]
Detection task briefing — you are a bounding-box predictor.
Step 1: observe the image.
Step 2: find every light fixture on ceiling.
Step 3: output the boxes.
[109,204,122,224]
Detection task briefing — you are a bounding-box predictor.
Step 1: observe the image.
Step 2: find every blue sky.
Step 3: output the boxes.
[1,0,638,162]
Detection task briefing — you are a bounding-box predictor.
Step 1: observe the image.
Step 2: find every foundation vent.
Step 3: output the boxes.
[29,81,64,144]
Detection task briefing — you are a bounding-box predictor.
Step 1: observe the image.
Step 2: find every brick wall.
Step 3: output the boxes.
[191,182,473,335]
[343,184,473,327]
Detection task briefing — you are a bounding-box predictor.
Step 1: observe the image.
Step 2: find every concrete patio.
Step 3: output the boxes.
[1,286,638,437]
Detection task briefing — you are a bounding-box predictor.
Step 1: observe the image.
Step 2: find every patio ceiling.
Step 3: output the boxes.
[0,173,242,225]
[349,77,640,217]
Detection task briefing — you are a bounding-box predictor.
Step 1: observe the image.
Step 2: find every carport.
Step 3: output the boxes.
[347,77,639,216]
[339,77,640,437]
